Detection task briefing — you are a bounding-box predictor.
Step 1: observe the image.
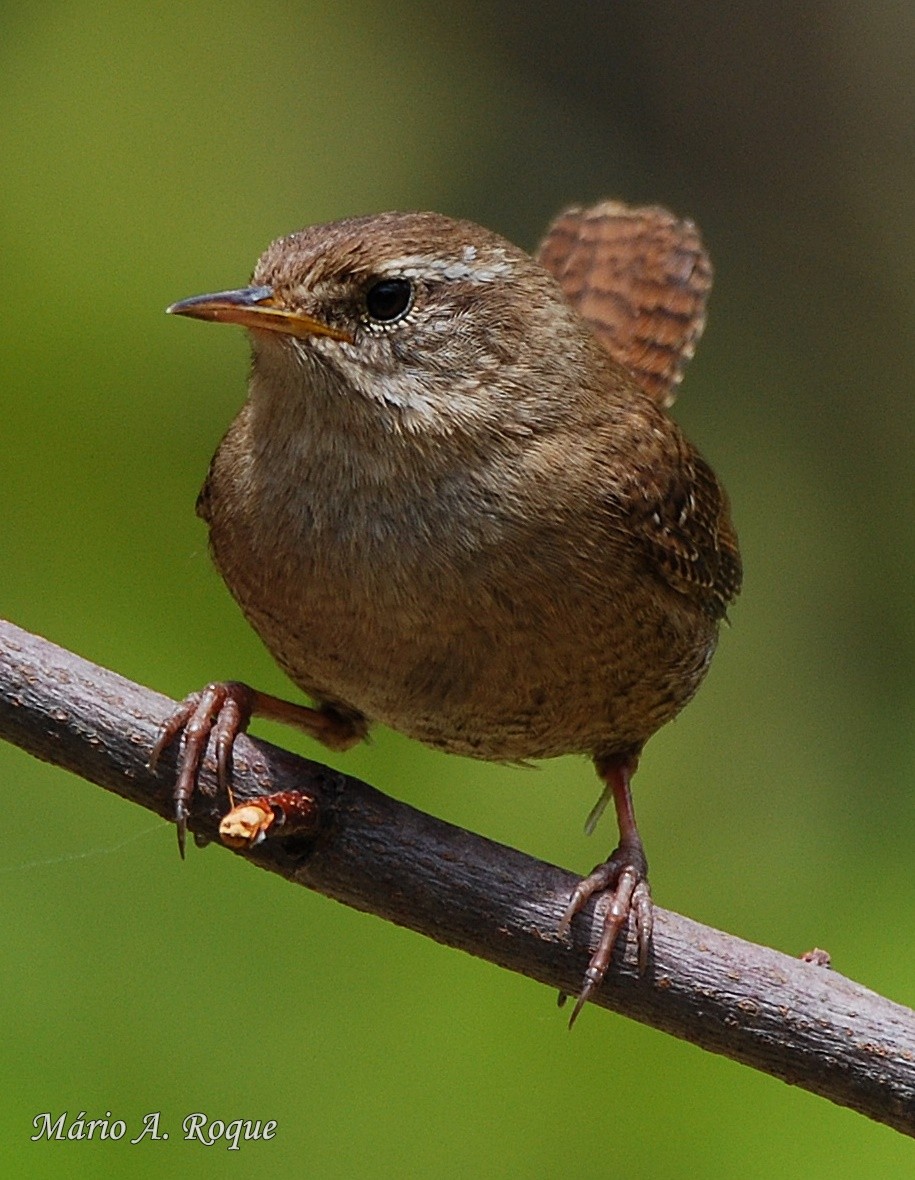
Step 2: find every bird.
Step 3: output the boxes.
[150,200,741,1023]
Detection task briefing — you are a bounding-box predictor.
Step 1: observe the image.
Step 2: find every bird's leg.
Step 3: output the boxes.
[148,681,367,857]
[559,752,653,1026]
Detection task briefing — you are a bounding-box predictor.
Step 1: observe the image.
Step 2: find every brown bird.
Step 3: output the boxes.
[151,200,741,1023]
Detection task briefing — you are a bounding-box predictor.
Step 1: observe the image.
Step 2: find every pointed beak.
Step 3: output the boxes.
[167,285,352,343]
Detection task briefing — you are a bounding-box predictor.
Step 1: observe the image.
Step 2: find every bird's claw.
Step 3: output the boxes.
[560,842,653,1027]
[148,681,255,857]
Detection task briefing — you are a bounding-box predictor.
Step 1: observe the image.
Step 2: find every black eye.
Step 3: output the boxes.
[365,277,413,323]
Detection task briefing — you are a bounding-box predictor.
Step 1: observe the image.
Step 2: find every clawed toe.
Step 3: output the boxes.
[148,681,254,857]
[560,843,653,1028]
[148,681,369,857]
[558,753,654,1026]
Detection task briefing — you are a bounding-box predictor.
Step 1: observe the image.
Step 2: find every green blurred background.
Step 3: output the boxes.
[2,2,913,1175]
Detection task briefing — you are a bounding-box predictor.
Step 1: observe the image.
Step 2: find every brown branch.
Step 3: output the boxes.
[1,616,913,1134]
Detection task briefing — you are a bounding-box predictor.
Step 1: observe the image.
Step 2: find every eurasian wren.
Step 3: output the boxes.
[152,201,741,1022]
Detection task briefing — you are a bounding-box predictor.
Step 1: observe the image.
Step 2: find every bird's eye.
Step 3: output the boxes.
[364,277,413,323]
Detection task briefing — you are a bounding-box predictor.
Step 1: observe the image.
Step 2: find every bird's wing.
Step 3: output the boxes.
[619,437,742,619]
[537,201,712,409]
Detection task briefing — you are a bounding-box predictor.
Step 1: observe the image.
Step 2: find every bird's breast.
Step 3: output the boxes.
[201,407,720,759]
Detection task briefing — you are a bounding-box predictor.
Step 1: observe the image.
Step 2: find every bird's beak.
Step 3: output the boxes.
[167,285,352,343]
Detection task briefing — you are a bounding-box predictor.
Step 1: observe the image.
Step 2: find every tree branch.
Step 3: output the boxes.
[1,617,913,1135]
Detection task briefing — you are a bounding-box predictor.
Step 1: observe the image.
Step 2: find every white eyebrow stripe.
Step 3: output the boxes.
[378,251,514,283]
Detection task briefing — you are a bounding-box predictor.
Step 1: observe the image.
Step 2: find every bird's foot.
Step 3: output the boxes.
[148,681,256,858]
[148,681,364,857]
[558,839,653,1027]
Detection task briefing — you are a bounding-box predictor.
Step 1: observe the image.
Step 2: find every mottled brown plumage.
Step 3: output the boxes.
[153,202,740,1022]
